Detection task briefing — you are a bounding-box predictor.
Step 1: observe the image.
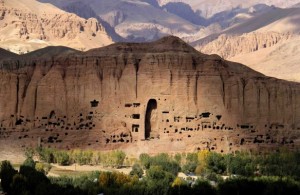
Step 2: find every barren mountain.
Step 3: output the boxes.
[230,36,300,82]
[0,36,300,159]
[195,7,300,81]
[0,0,113,54]
[39,0,284,42]
[39,0,201,42]
[198,32,293,59]
[158,0,300,18]
[58,1,124,42]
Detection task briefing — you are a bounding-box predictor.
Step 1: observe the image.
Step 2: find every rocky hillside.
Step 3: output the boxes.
[0,36,299,156]
[194,7,300,81]
[157,0,300,18]
[197,32,292,59]
[39,0,289,42]
[40,0,201,42]
[0,0,112,54]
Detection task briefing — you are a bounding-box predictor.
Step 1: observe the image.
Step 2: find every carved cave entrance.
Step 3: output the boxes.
[145,99,157,139]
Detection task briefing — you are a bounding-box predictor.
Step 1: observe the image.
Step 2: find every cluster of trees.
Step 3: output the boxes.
[0,159,87,195]
[25,147,300,178]
[36,147,126,168]
[33,147,300,181]
[0,149,300,195]
[1,158,300,195]
[165,150,300,180]
[139,153,181,176]
[1,148,300,195]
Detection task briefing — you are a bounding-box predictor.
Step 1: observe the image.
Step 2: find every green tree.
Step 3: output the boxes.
[22,157,36,168]
[10,174,30,195]
[174,153,182,165]
[82,150,93,165]
[193,179,217,195]
[206,152,226,174]
[37,147,55,163]
[146,153,181,176]
[130,163,144,178]
[35,162,51,175]
[226,153,256,176]
[19,166,49,194]
[139,153,151,169]
[35,162,45,174]
[111,150,126,168]
[146,165,175,194]
[54,150,70,165]
[170,177,191,195]
[0,160,18,193]
[182,153,198,174]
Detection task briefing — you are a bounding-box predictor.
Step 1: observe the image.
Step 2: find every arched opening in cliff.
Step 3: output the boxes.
[49,110,55,119]
[145,99,157,139]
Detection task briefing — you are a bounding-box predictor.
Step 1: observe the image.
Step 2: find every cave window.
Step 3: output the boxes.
[241,125,250,129]
[15,119,23,126]
[132,114,140,119]
[132,124,139,132]
[200,112,211,118]
[133,103,140,107]
[90,100,99,107]
[125,104,132,107]
[240,138,245,145]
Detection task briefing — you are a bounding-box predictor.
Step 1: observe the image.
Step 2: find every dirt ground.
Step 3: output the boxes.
[48,163,132,177]
[0,144,26,164]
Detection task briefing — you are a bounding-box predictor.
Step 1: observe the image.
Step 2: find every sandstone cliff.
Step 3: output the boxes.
[0,36,300,156]
[0,0,113,54]
[196,32,292,59]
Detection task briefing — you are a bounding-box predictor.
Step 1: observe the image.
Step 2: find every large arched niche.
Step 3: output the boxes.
[145,99,158,139]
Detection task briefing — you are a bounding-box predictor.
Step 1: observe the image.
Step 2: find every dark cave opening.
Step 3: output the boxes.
[145,99,157,139]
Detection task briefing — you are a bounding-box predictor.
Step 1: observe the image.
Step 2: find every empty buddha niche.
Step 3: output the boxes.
[145,99,158,139]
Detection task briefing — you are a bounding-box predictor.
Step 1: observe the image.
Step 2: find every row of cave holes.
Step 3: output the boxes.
[106,133,132,144]
[44,123,96,131]
[106,138,130,144]
[196,147,224,153]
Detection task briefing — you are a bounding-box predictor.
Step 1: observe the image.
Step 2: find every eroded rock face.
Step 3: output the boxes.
[0,0,113,54]
[196,32,293,59]
[0,36,300,155]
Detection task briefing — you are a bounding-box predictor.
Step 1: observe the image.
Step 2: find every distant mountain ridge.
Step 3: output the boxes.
[39,0,300,42]
[157,0,300,18]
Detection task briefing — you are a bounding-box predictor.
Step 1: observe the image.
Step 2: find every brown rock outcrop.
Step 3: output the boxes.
[0,36,300,155]
[0,0,112,54]
[196,32,293,59]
